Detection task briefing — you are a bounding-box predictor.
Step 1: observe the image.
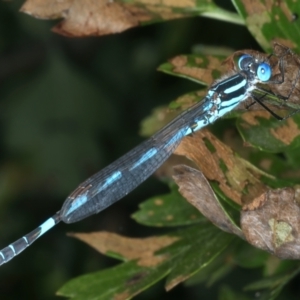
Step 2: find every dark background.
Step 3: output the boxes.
[0,1,263,299]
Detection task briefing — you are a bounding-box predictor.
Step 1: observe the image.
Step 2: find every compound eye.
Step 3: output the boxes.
[238,54,253,70]
[257,62,271,81]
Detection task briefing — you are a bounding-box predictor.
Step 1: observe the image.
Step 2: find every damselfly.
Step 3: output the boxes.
[0,52,273,266]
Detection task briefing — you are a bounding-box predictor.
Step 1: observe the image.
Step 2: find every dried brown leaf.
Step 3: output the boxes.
[270,117,300,145]
[20,0,196,37]
[240,0,271,15]
[173,164,244,238]
[240,110,272,126]
[169,55,227,84]
[21,0,148,37]
[52,1,142,37]
[20,0,71,19]
[241,187,300,259]
[174,129,269,206]
[69,231,179,266]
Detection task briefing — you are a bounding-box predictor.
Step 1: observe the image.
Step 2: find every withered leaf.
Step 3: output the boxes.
[20,0,200,37]
[20,0,71,19]
[21,0,143,37]
[166,55,226,85]
[69,231,179,266]
[241,187,300,259]
[174,129,271,206]
[173,164,244,238]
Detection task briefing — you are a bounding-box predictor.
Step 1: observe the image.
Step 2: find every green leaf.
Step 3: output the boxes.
[164,225,235,290]
[246,150,297,180]
[132,184,205,227]
[184,253,234,287]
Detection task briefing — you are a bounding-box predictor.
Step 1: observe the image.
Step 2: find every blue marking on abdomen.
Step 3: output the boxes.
[39,217,57,236]
[9,245,15,254]
[165,127,189,149]
[97,171,122,193]
[66,194,88,216]
[66,171,122,217]
[130,148,157,170]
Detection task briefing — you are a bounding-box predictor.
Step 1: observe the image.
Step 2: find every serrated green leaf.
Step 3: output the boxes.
[164,225,234,290]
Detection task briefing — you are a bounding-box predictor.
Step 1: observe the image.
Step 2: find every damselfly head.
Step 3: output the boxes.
[238,54,272,82]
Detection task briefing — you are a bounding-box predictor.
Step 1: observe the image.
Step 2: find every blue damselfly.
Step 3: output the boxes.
[0,53,273,266]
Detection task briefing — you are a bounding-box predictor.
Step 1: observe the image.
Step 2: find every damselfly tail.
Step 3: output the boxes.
[0,212,61,266]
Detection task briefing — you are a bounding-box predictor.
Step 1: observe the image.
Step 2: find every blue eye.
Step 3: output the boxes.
[238,54,253,70]
[257,62,271,81]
